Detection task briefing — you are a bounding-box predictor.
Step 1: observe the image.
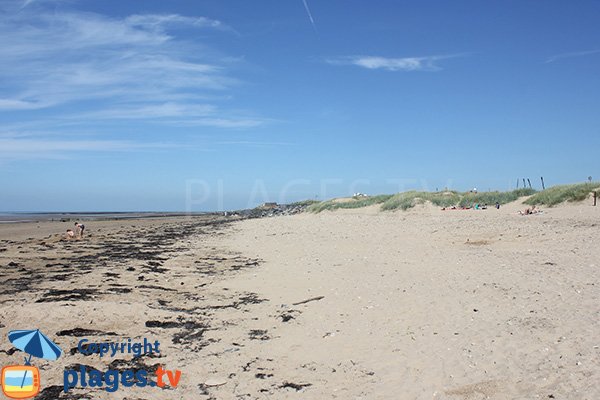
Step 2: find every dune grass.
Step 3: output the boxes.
[308,188,539,213]
[380,188,536,211]
[307,194,394,213]
[380,191,461,211]
[288,199,320,207]
[306,183,599,213]
[457,188,536,208]
[524,182,600,206]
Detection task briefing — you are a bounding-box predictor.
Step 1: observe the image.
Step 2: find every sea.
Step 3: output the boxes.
[0,212,211,223]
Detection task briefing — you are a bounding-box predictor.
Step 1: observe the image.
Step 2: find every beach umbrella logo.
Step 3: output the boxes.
[1,329,62,399]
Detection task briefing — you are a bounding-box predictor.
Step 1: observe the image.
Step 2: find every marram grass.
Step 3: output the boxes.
[524,182,600,207]
[306,183,598,213]
[307,194,393,213]
[308,188,537,213]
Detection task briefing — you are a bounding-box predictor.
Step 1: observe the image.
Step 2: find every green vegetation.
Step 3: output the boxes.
[381,188,535,211]
[457,188,536,208]
[308,188,539,213]
[306,182,600,213]
[524,182,600,206]
[288,199,320,207]
[380,191,461,211]
[307,194,393,213]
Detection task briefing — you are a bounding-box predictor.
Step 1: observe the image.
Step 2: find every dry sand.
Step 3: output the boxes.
[0,201,598,399]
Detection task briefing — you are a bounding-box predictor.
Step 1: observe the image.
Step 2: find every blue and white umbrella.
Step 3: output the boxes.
[8,329,62,364]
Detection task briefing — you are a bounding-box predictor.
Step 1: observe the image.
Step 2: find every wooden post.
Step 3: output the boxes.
[541,176,545,190]
[527,178,532,189]
[594,191,597,206]
[523,178,526,188]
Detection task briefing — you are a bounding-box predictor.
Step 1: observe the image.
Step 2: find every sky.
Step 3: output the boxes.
[1,0,599,211]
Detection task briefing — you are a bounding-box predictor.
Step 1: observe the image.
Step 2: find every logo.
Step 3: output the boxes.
[63,338,182,393]
[1,366,40,399]
[1,329,62,399]
[2,330,182,396]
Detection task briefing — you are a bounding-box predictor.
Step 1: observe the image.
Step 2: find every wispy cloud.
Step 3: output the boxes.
[326,54,462,71]
[545,49,600,63]
[125,14,227,31]
[302,0,317,32]
[217,140,294,147]
[0,4,263,128]
[20,0,36,9]
[0,138,183,161]
[0,1,270,160]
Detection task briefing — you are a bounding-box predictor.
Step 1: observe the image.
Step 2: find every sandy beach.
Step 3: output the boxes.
[0,202,598,399]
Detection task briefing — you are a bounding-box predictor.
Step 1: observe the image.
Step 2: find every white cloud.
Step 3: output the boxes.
[302,0,317,32]
[0,138,183,161]
[80,103,217,120]
[0,98,52,110]
[168,117,267,129]
[545,49,600,63]
[217,140,294,146]
[0,139,147,152]
[125,14,225,31]
[326,55,461,71]
[0,5,261,129]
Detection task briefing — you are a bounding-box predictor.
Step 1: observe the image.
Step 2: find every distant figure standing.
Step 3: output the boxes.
[495,202,500,209]
[74,222,85,238]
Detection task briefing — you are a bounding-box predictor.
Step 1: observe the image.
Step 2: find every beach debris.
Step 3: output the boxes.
[276,308,301,322]
[35,385,85,400]
[56,328,117,337]
[204,377,227,387]
[279,381,312,391]
[36,288,98,302]
[248,329,270,340]
[280,313,295,322]
[292,295,325,306]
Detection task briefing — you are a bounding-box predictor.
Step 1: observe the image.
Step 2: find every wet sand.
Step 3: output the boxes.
[0,202,599,399]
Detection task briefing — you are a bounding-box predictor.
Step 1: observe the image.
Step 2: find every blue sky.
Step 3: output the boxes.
[1,0,599,211]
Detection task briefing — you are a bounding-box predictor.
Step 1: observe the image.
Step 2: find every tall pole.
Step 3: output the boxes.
[523,178,526,188]
[541,176,545,190]
[527,178,532,189]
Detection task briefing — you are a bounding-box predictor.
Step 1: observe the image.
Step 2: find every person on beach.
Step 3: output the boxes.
[519,205,540,215]
[74,222,85,238]
[65,229,75,240]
